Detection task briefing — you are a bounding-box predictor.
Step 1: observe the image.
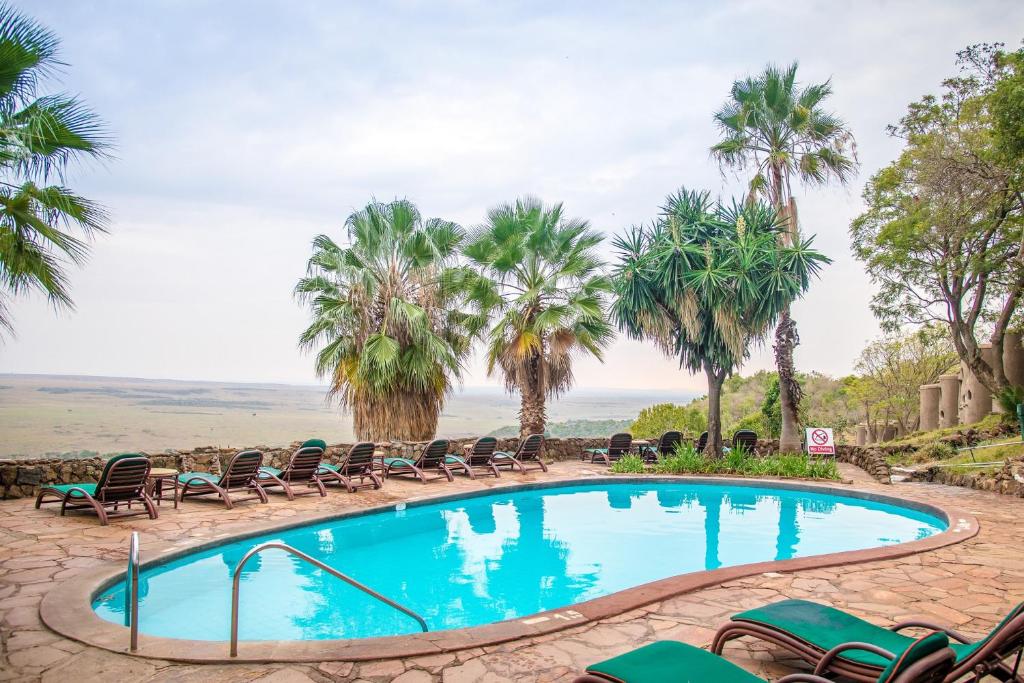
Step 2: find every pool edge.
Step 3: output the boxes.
[39,476,979,664]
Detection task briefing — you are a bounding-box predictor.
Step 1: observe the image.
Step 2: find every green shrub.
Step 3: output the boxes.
[726,412,766,438]
[630,403,706,440]
[652,442,839,479]
[609,454,646,474]
[914,441,956,462]
[995,385,1024,419]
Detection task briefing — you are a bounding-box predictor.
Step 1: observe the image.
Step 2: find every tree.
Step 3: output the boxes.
[296,199,480,441]
[630,403,707,440]
[711,62,856,453]
[850,44,1024,393]
[853,325,957,436]
[612,188,829,457]
[0,4,110,335]
[462,197,613,438]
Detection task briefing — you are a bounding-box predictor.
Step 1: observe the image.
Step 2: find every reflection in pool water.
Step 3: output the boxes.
[93,482,945,642]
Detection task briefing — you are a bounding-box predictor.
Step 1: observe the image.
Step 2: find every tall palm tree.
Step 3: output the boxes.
[296,199,480,442]
[463,197,613,438]
[0,3,110,335]
[612,188,829,457]
[711,62,854,453]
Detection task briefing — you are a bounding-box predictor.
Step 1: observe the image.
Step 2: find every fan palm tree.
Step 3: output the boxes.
[463,197,613,438]
[612,188,829,457]
[711,62,855,453]
[296,199,481,442]
[0,3,110,335]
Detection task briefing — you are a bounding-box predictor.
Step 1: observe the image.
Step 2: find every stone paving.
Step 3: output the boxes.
[1,461,1022,682]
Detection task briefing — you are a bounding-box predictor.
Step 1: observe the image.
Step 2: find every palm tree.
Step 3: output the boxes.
[0,3,110,335]
[612,188,829,457]
[711,62,855,453]
[296,199,481,442]
[463,197,613,438]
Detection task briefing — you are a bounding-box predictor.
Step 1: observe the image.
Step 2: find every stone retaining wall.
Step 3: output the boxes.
[0,435,902,499]
[910,458,1024,498]
[0,437,606,500]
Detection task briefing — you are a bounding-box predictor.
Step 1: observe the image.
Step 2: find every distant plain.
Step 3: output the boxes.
[0,374,696,458]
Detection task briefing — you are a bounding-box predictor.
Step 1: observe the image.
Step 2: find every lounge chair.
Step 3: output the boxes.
[695,431,709,453]
[384,438,465,483]
[493,433,546,473]
[711,598,1024,683]
[178,449,268,509]
[318,441,382,492]
[641,430,683,463]
[257,441,326,500]
[732,429,758,452]
[575,632,954,683]
[35,453,157,526]
[583,433,633,465]
[446,436,500,479]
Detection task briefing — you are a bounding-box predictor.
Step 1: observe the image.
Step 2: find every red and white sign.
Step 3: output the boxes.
[805,427,835,456]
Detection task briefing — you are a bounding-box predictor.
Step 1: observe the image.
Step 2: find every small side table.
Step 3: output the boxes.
[148,468,179,509]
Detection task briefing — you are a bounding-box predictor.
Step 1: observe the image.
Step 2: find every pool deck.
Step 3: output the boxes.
[1,461,1022,682]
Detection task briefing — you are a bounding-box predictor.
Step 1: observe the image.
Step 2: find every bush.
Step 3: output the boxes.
[609,454,646,474]
[652,443,839,479]
[914,441,956,462]
[726,412,766,438]
[995,385,1024,419]
[630,403,707,440]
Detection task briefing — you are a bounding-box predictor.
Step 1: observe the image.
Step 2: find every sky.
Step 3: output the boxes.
[2,0,1022,394]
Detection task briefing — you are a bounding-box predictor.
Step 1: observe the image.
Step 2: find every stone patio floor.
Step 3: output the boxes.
[1,461,1022,682]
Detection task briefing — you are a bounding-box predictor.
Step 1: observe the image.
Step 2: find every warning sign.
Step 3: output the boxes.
[805,427,835,456]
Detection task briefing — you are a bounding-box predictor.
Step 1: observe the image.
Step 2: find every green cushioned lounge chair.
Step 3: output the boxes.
[493,433,546,473]
[178,449,268,509]
[445,436,500,479]
[35,453,156,526]
[575,632,954,683]
[319,441,382,492]
[583,432,632,465]
[384,438,464,484]
[712,598,1024,683]
[257,440,326,500]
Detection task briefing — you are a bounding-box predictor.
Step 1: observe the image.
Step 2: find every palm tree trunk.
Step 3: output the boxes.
[775,307,803,453]
[705,365,726,458]
[772,165,803,454]
[519,357,547,439]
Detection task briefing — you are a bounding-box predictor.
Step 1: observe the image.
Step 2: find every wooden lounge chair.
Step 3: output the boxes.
[711,598,1024,683]
[384,439,465,484]
[695,431,709,453]
[319,441,382,492]
[257,441,326,500]
[446,436,500,479]
[641,430,683,463]
[35,453,157,526]
[178,449,268,508]
[493,434,546,473]
[583,433,633,465]
[575,632,954,683]
[732,429,758,452]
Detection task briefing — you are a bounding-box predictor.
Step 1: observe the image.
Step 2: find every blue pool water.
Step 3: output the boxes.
[93,481,945,642]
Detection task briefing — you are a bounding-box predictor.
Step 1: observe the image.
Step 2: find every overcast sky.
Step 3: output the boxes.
[2,0,1022,394]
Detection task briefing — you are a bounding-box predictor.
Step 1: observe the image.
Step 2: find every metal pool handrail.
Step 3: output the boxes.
[229,541,428,657]
[126,531,139,651]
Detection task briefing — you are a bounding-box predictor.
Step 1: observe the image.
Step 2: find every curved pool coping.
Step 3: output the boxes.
[40,476,979,663]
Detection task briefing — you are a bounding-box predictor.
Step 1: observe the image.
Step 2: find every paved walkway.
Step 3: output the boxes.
[1,462,1021,682]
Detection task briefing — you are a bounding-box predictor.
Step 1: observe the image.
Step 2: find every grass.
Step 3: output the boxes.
[885,413,1005,447]
[608,445,840,479]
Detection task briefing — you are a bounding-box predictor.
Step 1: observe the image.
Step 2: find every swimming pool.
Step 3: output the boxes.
[92,480,945,643]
